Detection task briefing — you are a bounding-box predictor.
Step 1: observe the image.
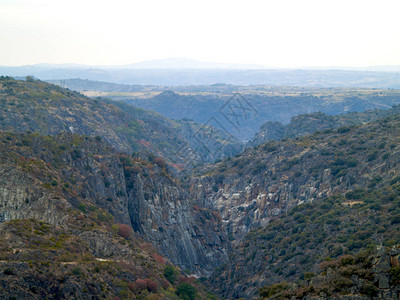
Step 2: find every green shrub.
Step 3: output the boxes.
[71,267,83,276]
[360,282,378,297]
[164,265,178,284]
[389,266,400,284]
[176,283,198,300]
[259,282,289,298]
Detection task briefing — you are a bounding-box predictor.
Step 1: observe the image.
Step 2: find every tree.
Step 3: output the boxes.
[176,283,197,300]
[164,265,178,284]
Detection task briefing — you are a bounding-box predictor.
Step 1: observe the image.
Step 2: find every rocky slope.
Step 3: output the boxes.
[0,132,219,299]
[0,132,227,300]
[248,106,400,147]
[258,246,400,299]
[3,76,400,299]
[0,76,242,169]
[188,113,400,298]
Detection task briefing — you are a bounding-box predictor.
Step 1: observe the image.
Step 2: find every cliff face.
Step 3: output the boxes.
[120,154,228,275]
[0,132,226,278]
[0,132,217,299]
[0,132,130,226]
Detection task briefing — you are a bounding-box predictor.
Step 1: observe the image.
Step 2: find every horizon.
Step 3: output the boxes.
[2,57,400,71]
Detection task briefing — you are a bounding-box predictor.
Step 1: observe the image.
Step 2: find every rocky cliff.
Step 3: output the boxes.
[188,113,400,298]
[0,131,220,299]
[0,129,228,275]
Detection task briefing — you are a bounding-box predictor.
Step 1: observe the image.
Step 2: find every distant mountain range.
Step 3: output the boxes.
[1,58,265,71]
[2,59,400,88]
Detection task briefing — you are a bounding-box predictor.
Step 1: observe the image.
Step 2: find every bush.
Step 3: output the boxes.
[360,282,378,297]
[77,203,87,213]
[179,276,197,284]
[176,283,198,300]
[390,266,400,284]
[154,157,166,168]
[118,224,133,239]
[259,282,289,298]
[129,279,147,292]
[3,268,13,275]
[391,215,400,224]
[367,151,378,161]
[144,279,158,293]
[164,265,178,284]
[71,267,83,276]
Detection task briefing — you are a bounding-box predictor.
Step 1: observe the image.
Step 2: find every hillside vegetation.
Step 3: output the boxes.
[0,132,216,299]
[116,88,400,141]
[2,76,400,299]
[188,112,400,298]
[248,106,400,147]
[0,76,242,168]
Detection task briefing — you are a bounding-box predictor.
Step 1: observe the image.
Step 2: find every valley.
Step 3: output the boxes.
[0,76,400,299]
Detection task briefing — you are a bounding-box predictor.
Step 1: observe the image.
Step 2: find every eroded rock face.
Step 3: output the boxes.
[0,132,227,276]
[189,118,400,246]
[125,166,228,275]
[0,133,131,227]
[189,167,337,244]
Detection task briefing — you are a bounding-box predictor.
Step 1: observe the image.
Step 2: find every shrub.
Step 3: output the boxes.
[339,255,355,266]
[176,283,198,300]
[389,266,400,284]
[154,157,166,168]
[179,276,197,284]
[77,203,87,213]
[367,151,378,161]
[3,268,13,275]
[129,279,147,292]
[259,282,289,298]
[164,265,178,284]
[345,189,365,200]
[337,127,350,133]
[153,253,165,264]
[360,282,378,297]
[391,215,400,224]
[117,224,133,239]
[145,279,158,293]
[71,267,83,276]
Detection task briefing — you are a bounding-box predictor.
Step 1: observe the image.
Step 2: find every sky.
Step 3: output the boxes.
[1,0,400,68]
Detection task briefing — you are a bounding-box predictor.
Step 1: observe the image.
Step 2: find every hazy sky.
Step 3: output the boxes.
[1,0,400,67]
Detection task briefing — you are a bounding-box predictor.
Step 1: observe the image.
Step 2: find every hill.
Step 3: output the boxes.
[2,76,400,299]
[0,76,242,168]
[248,106,400,147]
[0,132,217,299]
[117,88,400,141]
[187,112,400,298]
